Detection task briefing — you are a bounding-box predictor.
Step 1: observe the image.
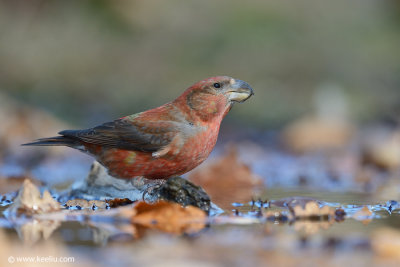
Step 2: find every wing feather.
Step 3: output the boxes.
[59,118,176,152]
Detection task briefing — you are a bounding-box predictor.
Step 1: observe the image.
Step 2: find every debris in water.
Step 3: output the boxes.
[131,201,207,235]
[5,179,60,216]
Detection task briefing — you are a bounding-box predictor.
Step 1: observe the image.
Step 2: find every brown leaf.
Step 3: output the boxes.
[131,201,206,234]
[106,198,134,208]
[272,196,321,209]
[6,179,60,216]
[64,197,136,211]
[362,129,400,170]
[352,206,373,225]
[290,201,334,218]
[65,199,108,209]
[283,115,353,153]
[371,228,400,260]
[189,147,262,210]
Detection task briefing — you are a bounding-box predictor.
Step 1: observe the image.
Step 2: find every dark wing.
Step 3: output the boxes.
[59,118,176,152]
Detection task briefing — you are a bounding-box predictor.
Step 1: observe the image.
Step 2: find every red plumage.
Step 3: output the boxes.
[24,76,253,180]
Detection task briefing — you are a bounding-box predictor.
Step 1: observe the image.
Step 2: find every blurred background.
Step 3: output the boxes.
[1,2,400,264]
[1,0,399,129]
[0,0,400,190]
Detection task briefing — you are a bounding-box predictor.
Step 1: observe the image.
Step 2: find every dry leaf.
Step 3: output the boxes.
[283,115,353,153]
[272,197,321,209]
[352,206,373,225]
[189,147,262,209]
[362,129,400,170]
[65,199,108,209]
[375,178,400,202]
[371,227,400,260]
[6,179,60,216]
[106,198,135,208]
[131,201,206,234]
[291,201,334,218]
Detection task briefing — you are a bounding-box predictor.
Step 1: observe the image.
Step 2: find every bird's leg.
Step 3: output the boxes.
[142,179,167,201]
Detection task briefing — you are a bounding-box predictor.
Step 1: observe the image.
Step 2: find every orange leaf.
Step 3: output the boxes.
[131,201,206,234]
[352,206,373,225]
[189,147,262,209]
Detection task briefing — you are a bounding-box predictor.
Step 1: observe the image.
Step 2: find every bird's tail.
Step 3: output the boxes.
[22,136,80,148]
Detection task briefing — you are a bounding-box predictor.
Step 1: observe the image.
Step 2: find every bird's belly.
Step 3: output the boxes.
[93,129,218,180]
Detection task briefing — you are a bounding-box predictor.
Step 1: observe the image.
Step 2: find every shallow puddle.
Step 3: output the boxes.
[0,144,399,266]
[1,187,398,247]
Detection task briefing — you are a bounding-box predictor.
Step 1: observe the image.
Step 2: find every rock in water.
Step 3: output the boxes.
[67,161,215,213]
[155,177,211,214]
[67,161,146,201]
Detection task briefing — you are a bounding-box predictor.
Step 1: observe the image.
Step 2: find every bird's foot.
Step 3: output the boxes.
[142,179,167,201]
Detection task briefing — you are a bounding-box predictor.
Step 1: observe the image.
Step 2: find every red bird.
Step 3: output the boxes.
[24,76,254,180]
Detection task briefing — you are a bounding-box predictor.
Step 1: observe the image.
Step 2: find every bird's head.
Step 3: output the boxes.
[176,76,254,122]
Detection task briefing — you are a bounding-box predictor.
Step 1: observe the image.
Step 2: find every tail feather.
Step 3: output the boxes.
[22,136,81,148]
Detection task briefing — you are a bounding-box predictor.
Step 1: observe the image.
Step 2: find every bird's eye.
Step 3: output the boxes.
[213,83,221,89]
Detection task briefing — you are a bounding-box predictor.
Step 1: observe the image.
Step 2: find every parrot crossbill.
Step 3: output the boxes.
[23,76,254,180]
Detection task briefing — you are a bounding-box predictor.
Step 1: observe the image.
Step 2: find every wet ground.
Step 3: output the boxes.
[1,125,400,266]
[2,189,398,244]
[1,158,400,267]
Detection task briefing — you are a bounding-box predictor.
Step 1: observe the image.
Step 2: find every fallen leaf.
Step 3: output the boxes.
[283,115,353,153]
[6,179,60,216]
[352,206,373,225]
[131,201,206,234]
[375,178,400,202]
[106,198,135,208]
[65,199,108,209]
[290,201,334,218]
[371,227,400,260]
[271,197,322,209]
[271,197,334,219]
[362,128,400,170]
[189,147,262,210]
